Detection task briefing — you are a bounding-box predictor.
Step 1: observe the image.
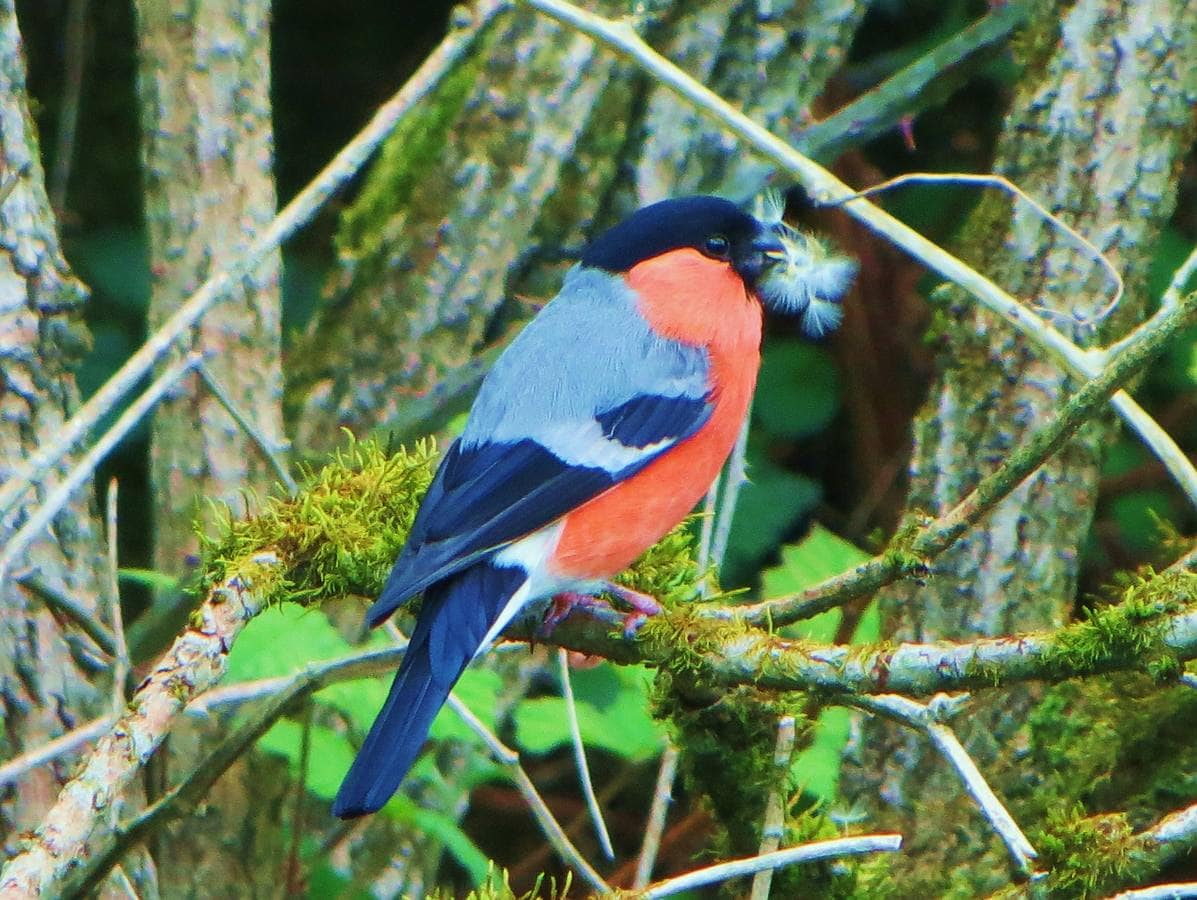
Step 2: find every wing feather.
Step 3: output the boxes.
[368,392,711,626]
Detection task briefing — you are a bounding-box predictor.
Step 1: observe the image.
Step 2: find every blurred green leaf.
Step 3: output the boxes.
[723,449,821,587]
[385,796,490,886]
[761,524,871,641]
[753,340,841,440]
[1102,439,1177,554]
[225,603,355,683]
[258,719,356,802]
[514,664,663,761]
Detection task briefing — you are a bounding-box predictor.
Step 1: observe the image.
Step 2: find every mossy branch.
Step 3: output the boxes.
[7,432,1197,895]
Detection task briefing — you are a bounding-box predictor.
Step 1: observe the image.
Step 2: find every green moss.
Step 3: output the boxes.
[1042,568,1195,678]
[426,866,570,900]
[615,519,705,610]
[337,52,488,262]
[198,436,436,607]
[1025,674,1197,832]
[1036,807,1152,899]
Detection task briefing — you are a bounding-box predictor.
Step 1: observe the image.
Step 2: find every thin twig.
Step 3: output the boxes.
[832,173,1124,326]
[442,694,611,895]
[1111,884,1197,899]
[1108,240,1197,359]
[0,714,116,789]
[106,479,130,715]
[798,1,1031,160]
[558,648,615,860]
[633,743,680,889]
[711,412,750,571]
[0,0,507,527]
[750,715,798,900]
[695,479,720,579]
[515,0,1197,510]
[0,352,203,587]
[641,834,902,898]
[196,362,297,495]
[15,572,117,658]
[851,693,1037,873]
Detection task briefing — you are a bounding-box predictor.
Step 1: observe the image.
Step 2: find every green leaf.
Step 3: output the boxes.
[384,796,491,886]
[753,340,841,440]
[761,525,871,641]
[257,719,356,802]
[722,449,821,587]
[225,603,355,683]
[513,664,664,761]
[793,707,852,803]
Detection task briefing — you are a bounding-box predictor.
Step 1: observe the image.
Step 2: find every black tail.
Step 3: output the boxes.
[332,561,526,818]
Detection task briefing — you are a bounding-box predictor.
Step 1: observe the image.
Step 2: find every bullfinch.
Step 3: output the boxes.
[333,195,855,818]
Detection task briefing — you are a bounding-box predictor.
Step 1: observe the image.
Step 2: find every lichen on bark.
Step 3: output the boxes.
[0,0,106,848]
[845,0,1197,891]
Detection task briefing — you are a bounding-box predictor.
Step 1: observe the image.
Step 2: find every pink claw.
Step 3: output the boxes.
[540,585,663,638]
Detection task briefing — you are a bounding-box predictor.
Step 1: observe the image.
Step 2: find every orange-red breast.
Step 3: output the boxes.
[333,195,855,817]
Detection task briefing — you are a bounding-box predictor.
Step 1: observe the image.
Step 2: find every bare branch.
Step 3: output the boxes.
[852,693,1037,872]
[0,715,116,790]
[750,715,798,900]
[633,743,680,889]
[0,553,280,896]
[558,649,614,860]
[641,834,903,898]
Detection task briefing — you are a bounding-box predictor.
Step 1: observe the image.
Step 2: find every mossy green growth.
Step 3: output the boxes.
[614,519,705,610]
[656,683,862,897]
[198,437,437,607]
[426,866,570,900]
[1023,674,1197,833]
[1035,806,1152,899]
[1042,568,1196,679]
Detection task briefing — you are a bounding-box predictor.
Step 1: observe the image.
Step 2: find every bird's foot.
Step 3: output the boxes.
[603,582,662,636]
[540,584,662,639]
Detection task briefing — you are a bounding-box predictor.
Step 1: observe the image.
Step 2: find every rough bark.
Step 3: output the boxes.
[135,0,285,573]
[133,2,287,894]
[0,0,106,848]
[847,0,1197,891]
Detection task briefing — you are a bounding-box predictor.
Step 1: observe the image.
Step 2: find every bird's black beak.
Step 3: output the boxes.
[735,229,787,286]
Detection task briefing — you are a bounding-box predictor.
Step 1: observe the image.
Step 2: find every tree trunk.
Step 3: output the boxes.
[847,0,1197,891]
[136,0,286,574]
[133,2,288,894]
[0,0,107,846]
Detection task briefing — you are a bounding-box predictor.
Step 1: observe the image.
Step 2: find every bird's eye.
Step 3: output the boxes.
[704,234,731,259]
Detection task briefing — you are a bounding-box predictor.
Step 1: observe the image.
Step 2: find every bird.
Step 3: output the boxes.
[332,194,856,818]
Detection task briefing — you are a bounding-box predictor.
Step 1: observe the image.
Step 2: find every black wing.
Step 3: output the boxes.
[366,393,710,626]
